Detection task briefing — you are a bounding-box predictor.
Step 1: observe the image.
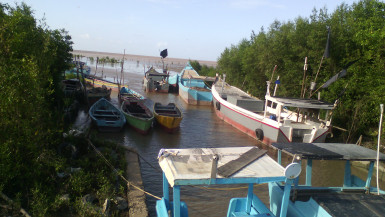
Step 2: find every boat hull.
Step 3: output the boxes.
[178,83,212,105]
[121,101,154,134]
[89,98,126,132]
[123,113,154,134]
[177,64,213,105]
[143,77,169,93]
[212,84,329,145]
[153,103,183,133]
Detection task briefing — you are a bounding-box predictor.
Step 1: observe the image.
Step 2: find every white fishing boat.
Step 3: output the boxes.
[212,78,335,145]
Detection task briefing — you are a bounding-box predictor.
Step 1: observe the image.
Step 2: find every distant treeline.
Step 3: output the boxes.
[195,0,385,146]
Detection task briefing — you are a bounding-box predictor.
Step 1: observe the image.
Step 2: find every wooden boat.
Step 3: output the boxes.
[118,87,144,104]
[87,85,112,106]
[120,100,154,134]
[89,98,126,132]
[178,63,215,105]
[85,76,121,92]
[212,79,335,145]
[61,79,84,97]
[153,102,183,132]
[269,142,385,217]
[143,67,169,93]
[156,147,302,217]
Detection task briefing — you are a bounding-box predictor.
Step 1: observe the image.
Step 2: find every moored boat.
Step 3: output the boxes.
[153,102,183,132]
[143,67,169,93]
[118,87,144,104]
[120,100,154,134]
[87,85,112,106]
[269,142,385,217]
[89,98,126,132]
[156,147,301,217]
[61,78,84,97]
[212,79,335,145]
[178,63,215,105]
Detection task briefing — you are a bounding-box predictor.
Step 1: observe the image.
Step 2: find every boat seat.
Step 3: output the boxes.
[93,114,119,117]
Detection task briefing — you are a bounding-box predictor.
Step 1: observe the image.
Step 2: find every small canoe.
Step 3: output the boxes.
[119,87,145,104]
[89,98,126,132]
[121,100,154,134]
[153,103,183,133]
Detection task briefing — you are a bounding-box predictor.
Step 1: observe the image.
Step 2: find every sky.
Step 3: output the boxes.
[5,0,357,61]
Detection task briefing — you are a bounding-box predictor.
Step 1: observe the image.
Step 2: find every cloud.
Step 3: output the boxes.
[228,0,285,9]
[79,33,90,39]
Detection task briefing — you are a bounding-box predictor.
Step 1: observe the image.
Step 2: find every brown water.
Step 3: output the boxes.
[83,60,385,217]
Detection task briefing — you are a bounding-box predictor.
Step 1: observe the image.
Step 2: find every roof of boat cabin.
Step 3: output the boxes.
[158,147,286,187]
[271,143,385,161]
[266,95,334,109]
[292,190,385,217]
[145,68,169,77]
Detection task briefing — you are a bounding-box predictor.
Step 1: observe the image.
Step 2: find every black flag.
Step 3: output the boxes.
[160,49,168,59]
[321,60,358,88]
[323,27,331,58]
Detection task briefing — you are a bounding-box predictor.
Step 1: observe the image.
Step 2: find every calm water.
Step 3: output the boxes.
[87,60,385,217]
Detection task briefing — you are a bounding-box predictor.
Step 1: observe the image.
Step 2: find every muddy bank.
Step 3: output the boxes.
[72,50,217,70]
[125,150,148,217]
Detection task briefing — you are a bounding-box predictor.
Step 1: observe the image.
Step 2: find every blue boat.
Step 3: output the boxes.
[118,86,145,104]
[178,63,215,105]
[156,147,302,217]
[269,142,385,217]
[89,98,126,132]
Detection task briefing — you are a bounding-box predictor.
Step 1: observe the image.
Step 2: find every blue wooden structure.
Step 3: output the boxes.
[156,147,301,217]
[270,143,385,217]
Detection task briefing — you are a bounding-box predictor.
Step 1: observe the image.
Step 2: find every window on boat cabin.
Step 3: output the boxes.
[266,100,277,109]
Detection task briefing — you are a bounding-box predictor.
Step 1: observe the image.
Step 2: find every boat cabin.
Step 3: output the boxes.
[156,147,301,217]
[270,142,385,217]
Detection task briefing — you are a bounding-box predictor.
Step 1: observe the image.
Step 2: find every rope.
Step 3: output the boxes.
[86,139,161,200]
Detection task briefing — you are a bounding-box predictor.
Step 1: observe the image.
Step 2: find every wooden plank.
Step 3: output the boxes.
[218,148,267,178]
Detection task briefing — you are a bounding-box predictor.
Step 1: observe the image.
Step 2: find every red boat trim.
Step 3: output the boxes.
[312,130,328,142]
[213,95,291,143]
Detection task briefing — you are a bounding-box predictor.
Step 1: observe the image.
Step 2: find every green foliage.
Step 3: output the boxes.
[190,60,217,77]
[217,0,385,144]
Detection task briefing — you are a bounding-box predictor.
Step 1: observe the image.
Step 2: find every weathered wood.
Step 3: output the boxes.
[218,148,267,178]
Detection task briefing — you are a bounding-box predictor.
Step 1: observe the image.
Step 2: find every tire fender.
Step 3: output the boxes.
[215,101,221,110]
[255,129,264,141]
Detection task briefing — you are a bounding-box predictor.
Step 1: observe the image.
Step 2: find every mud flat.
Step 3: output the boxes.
[72,50,217,70]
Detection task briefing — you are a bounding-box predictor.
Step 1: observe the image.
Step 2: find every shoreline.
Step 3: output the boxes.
[72,50,218,68]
